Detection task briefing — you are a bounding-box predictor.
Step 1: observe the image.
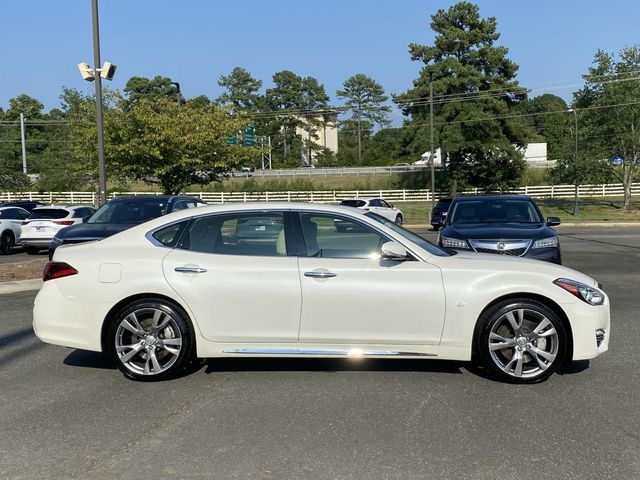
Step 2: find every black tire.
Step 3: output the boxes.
[24,246,40,255]
[395,214,403,226]
[107,299,195,381]
[475,298,566,384]
[431,224,440,231]
[0,231,15,255]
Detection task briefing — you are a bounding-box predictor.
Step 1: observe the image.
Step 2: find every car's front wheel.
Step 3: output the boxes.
[476,299,566,383]
[0,231,15,254]
[108,299,194,381]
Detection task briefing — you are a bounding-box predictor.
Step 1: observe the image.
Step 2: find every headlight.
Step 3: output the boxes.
[553,278,605,305]
[532,236,558,249]
[441,237,469,249]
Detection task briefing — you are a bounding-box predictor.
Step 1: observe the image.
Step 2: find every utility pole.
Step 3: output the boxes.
[429,71,436,213]
[569,108,579,216]
[20,113,27,174]
[91,0,107,205]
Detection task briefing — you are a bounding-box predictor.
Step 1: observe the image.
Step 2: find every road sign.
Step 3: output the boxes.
[611,155,624,166]
[243,125,255,147]
[227,135,237,145]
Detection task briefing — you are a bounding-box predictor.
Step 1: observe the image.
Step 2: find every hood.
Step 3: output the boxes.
[442,222,554,240]
[450,251,597,287]
[55,223,134,241]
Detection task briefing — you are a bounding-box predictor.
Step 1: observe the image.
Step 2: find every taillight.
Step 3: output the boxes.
[54,220,75,225]
[43,262,78,282]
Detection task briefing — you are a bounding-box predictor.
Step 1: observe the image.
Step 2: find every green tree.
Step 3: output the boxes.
[516,94,568,160]
[216,67,263,112]
[567,47,640,209]
[123,76,182,108]
[337,74,391,163]
[394,2,531,192]
[68,97,258,194]
[264,71,329,165]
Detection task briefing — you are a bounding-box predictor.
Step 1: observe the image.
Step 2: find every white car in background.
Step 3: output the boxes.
[0,206,30,254]
[339,197,404,224]
[33,202,609,383]
[21,205,96,255]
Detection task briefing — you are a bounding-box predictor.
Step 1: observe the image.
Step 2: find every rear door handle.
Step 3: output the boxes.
[175,266,207,273]
[304,271,337,278]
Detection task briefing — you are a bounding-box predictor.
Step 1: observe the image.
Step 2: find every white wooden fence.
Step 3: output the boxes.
[1,183,638,206]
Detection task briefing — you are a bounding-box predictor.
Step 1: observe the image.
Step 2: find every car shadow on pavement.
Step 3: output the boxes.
[204,357,466,375]
[64,350,117,370]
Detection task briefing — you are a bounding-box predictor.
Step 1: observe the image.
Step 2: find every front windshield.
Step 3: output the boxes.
[365,212,449,257]
[448,199,543,225]
[88,200,169,224]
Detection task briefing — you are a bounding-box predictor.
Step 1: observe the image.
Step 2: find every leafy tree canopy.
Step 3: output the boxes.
[394,1,531,192]
[123,75,182,108]
[217,67,262,112]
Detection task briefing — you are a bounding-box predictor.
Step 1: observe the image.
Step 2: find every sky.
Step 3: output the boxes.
[1,0,639,125]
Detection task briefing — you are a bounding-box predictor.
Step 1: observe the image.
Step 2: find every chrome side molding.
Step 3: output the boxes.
[223,347,435,357]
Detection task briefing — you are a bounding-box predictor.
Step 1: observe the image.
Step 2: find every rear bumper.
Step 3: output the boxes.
[33,280,108,352]
[20,238,52,248]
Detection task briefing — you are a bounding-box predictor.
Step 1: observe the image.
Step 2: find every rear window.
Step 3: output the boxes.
[28,209,70,220]
[340,200,366,208]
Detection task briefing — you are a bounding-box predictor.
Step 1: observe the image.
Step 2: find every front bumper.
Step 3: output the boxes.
[564,299,610,360]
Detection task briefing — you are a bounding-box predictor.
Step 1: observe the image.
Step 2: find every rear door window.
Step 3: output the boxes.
[181,212,287,257]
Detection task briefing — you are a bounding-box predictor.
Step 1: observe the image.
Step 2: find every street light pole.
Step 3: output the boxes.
[91,0,107,205]
[429,71,436,213]
[569,108,579,216]
[20,113,27,174]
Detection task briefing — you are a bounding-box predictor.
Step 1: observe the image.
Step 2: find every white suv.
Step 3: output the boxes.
[0,206,30,254]
[21,205,95,254]
[339,198,404,224]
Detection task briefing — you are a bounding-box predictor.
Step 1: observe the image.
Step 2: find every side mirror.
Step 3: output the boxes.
[381,241,409,261]
[546,216,561,227]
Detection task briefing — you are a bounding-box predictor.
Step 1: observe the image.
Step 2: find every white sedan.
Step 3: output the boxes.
[33,203,610,383]
[339,197,404,224]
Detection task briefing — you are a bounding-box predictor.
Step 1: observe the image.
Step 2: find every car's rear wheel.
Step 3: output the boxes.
[395,214,403,225]
[24,246,40,255]
[0,231,15,254]
[476,299,566,383]
[108,299,194,381]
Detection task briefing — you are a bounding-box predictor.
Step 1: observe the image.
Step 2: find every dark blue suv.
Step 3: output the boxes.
[432,195,562,264]
[49,195,205,259]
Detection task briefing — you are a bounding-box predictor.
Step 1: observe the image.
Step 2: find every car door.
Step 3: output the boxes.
[296,211,446,345]
[5,208,27,239]
[377,199,397,221]
[161,210,302,343]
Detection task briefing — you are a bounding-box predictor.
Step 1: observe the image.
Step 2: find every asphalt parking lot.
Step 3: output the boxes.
[1,226,639,479]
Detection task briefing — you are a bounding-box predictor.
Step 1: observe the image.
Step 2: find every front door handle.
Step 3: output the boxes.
[175,266,207,274]
[304,271,337,278]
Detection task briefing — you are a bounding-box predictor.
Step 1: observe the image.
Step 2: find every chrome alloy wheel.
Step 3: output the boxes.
[488,308,559,379]
[115,307,183,376]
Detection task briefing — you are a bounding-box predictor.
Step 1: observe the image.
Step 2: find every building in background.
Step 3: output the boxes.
[295,112,339,165]
[415,143,553,169]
